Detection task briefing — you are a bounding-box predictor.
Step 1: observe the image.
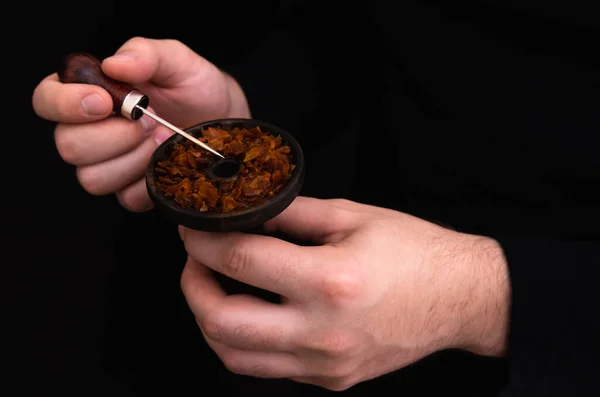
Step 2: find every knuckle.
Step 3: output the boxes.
[32,80,50,118]
[317,271,362,305]
[200,312,223,342]
[232,323,259,345]
[122,123,145,150]
[245,364,272,378]
[327,198,353,209]
[221,352,273,378]
[116,185,144,212]
[122,36,150,51]
[221,351,243,374]
[124,37,186,58]
[54,125,80,164]
[221,352,259,376]
[55,94,82,121]
[306,330,358,358]
[221,244,250,277]
[120,36,160,60]
[162,38,186,48]
[323,199,361,229]
[76,166,108,196]
[179,260,194,296]
[321,332,358,358]
[322,378,354,392]
[159,39,196,60]
[115,191,135,212]
[233,324,283,350]
[323,360,358,378]
[327,199,360,217]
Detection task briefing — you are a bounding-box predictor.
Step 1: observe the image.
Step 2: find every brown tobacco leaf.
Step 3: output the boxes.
[155,126,295,212]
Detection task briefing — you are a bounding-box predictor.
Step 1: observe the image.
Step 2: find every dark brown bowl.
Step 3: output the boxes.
[146,118,305,232]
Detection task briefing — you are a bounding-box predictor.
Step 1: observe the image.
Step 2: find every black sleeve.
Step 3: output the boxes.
[496,235,600,396]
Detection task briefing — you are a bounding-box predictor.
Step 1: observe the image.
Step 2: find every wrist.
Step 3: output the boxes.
[223,72,251,119]
[456,235,511,357]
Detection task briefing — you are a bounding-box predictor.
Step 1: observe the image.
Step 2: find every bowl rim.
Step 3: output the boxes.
[145,118,304,221]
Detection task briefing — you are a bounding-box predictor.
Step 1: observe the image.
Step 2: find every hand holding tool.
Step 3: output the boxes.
[58,53,224,159]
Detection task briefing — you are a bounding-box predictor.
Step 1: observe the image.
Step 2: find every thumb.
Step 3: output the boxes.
[101,37,207,87]
[263,196,360,243]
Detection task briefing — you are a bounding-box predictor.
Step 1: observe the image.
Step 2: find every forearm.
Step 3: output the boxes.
[442,229,600,395]
[456,235,512,358]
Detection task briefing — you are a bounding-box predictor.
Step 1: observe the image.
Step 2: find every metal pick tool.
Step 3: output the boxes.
[58,52,225,159]
[134,105,223,158]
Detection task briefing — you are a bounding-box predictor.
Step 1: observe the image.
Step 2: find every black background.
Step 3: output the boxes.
[6,1,599,395]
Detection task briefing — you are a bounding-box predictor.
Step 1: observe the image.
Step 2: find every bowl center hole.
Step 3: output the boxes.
[209,158,241,179]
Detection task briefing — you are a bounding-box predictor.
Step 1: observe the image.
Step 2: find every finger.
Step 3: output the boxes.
[182,228,334,297]
[101,37,209,87]
[263,197,362,243]
[116,178,154,212]
[205,335,305,379]
[32,73,113,123]
[76,133,157,196]
[54,109,157,166]
[181,256,227,318]
[182,258,302,351]
[193,292,304,352]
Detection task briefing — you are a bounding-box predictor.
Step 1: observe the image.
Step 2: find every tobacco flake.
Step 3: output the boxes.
[155,126,295,212]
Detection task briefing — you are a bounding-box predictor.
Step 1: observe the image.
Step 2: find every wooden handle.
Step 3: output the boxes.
[58,53,134,115]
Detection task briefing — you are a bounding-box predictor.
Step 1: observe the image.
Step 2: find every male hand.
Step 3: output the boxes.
[180,197,511,391]
[32,37,250,211]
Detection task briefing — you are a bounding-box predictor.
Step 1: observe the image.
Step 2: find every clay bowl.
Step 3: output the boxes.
[146,118,305,232]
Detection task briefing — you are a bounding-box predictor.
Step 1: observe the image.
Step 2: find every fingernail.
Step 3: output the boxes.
[178,225,185,240]
[154,128,172,145]
[107,52,137,61]
[81,93,108,116]
[140,116,157,134]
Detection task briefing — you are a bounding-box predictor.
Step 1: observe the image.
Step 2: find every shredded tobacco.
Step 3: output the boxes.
[154,126,295,212]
